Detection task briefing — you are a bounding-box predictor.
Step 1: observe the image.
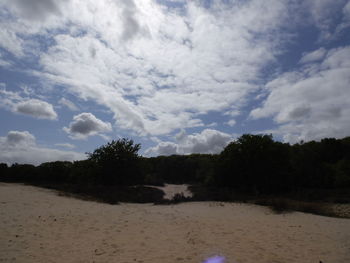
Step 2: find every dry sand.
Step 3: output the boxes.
[146,184,192,200]
[1,183,349,263]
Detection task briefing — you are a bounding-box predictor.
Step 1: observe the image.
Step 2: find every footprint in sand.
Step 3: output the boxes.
[94,249,106,256]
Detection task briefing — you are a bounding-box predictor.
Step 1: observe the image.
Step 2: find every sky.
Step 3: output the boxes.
[0,0,350,165]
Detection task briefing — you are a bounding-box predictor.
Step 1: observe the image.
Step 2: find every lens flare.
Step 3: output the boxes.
[203,256,226,263]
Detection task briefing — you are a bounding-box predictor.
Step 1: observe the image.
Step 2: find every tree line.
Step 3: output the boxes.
[1,135,350,202]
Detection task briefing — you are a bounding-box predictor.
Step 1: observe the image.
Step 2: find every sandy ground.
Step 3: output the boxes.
[1,183,350,263]
[146,184,192,200]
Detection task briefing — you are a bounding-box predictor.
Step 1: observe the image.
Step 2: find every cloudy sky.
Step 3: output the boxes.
[0,0,350,165]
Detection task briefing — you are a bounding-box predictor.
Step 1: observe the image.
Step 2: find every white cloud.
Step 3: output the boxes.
[300,0,349,39]
[146,141,178,156]
[0,56,11,67]
[19,85,35,96]
[0,131,85,165]
[6,131,35,146]
[15,99,57,120]
[344,1,350,19]
[250,46,350,143]
[58,97,78,111]
[63,112,112,139]
[207,122,218,127]
[299,48,326,64]
[23,0,291,136]
[55,143,76,149]
[120,0,143,41]
[0,28,24,57]
[1,0,349,142]
[0,89,57,120]
[335,1,350,33]
[226,120,236,127]
[5,0,68,21]
[145,129,233,156]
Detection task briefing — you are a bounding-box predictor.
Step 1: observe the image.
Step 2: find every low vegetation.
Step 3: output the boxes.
[1,135,350,217]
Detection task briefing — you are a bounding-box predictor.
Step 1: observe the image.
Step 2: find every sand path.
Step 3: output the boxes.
[146,184,192,200]
[1,183,349,263]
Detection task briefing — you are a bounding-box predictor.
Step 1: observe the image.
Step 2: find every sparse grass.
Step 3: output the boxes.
[255,198,292,213]
[188,185,250,202]
[253,198,347,218]
[4,181,350,218]
[155,192,193,205]
[26,183,165,204]
[189,185,350,218]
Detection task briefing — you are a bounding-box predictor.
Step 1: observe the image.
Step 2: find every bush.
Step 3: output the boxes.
[216,134,292,194]
[42,184,165,204]
[0,163,8,180]
[87,138,143,185]
[254,198,332,217]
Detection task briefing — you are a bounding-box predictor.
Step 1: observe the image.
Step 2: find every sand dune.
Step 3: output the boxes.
[1,183,349,263]
[146,184,192,200]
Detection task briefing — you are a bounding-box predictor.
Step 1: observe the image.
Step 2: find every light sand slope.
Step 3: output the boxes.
[146,184,192,200]
[1,183,349,263]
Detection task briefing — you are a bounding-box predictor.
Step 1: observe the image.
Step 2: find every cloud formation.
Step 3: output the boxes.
[26,0,292,136]
[0,89,57,120]
[63,112,112,139]
[250,46,350,143]
[299,48,327,64]
[7,0,67,21]
[59,98,78,111]
[0,27,24,57]
[0,131,85,165]
[120,0,143,41]
[0,0,349,160]
[301,0,349,39]
[55,143,76,149]
[6,130,35,146]
[146,129,232,156]
[15,99,57,120]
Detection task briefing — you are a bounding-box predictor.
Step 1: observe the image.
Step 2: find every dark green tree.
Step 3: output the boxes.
[87,138,142,185]
[8,163,38,182]
[0,163,8,181]
[38,161,73,183]
[217,134,291,194]
[69,160,98,185]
